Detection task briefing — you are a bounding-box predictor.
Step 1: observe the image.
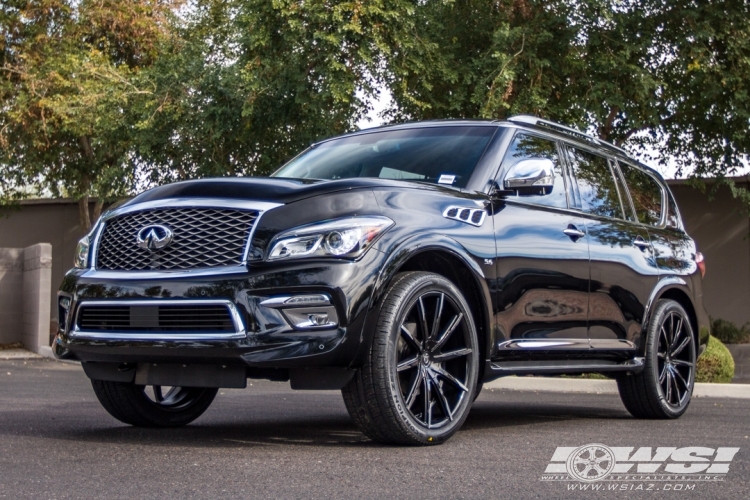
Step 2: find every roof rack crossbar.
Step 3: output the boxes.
[507,115,628,156]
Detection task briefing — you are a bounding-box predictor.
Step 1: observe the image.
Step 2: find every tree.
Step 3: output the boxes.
[0,1,181,229]
[133,0,415,183]
[384,0,750,189]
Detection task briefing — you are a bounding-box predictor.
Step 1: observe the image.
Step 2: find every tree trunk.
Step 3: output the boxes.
[93,198,104,223]
[78,195,91,231]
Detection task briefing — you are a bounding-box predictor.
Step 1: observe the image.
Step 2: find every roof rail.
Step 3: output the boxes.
[507,115,628,156]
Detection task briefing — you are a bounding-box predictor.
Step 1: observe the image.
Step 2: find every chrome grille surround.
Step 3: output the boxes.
[70,299,247,341]
[96,207,259,271]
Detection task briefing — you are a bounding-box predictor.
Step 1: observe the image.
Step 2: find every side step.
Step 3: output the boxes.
[484,357,645,381]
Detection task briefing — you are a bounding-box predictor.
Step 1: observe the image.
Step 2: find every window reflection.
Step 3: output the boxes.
[500,133,568,209]
[568,147,624,219]
[619,163,663,226]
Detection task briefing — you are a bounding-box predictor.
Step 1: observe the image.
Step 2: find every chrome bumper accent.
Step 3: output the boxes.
[69,299,247,341]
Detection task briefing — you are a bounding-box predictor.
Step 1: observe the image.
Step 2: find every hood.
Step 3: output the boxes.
[120,177,462,208]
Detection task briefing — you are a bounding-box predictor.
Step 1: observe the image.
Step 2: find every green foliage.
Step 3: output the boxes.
[0,0,182,227]
[696,336,735,383]
[385,0,750,191]
[2,1,749,214]
[133,0,414,183]
[711,318,750,344]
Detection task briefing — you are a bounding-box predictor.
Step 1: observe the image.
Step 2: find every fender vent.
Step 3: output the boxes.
[443,206,486,227]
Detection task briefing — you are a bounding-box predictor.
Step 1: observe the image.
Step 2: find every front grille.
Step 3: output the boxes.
[77,304,236,332]
[96,208,259,271]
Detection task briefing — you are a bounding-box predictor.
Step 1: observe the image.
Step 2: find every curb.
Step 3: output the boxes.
[484,377,750,399]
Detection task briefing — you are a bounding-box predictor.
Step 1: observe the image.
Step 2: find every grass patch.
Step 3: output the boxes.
[696,336,735,383]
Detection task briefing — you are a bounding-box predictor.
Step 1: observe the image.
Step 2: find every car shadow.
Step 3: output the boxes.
[0,394,631,449]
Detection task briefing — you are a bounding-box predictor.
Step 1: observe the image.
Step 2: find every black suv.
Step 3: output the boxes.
[55,116,709,445]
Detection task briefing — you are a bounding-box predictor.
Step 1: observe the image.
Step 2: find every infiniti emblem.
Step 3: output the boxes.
[137,225,173,251]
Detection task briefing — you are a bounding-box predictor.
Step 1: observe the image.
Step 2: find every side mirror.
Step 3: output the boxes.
[503,158,555,194]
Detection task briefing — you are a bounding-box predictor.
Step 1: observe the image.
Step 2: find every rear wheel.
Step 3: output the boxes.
[617,299,696,419]
[91,380,218,427]
[342,271,479,445]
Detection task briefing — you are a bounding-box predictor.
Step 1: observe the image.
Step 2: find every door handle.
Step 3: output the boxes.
[563,225,585,239]
[633,236,651,249]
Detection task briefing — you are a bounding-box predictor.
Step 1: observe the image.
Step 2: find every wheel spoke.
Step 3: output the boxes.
[430,293,444,341]
[404,369,423,408]
[430,372,454,422]
[417,297,429,345]
[672,359,694,368]
[671,371,681,403]
[658,363,668,384]
[671,336,691,357]
[432,313,464,352]
[672,366,690,393]
[665,371,673,403]
[432,347,472,362]
[432,366,469,392]
[659,326,669,351]
[153,386,163,402]
[397,356,420,372]
[670,316,684,350]
[400,324,422,353]
[423,372,432,426]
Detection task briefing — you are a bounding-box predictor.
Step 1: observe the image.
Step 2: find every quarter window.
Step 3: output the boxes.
[619,163,663,226]
[567,147,625,219]
[500,133,568,209]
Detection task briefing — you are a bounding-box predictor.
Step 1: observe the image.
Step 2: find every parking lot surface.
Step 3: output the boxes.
[0,359,748,499]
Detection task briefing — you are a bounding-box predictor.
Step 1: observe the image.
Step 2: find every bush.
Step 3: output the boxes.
[711,318,750,344]
[696,336,735,383]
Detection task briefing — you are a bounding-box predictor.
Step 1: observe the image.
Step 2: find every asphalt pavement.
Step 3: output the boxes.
[1,359,748,499]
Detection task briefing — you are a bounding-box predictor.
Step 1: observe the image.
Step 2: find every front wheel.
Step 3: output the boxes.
[617,299,696,419]
[91,380,218,427]
[342,271,479,445]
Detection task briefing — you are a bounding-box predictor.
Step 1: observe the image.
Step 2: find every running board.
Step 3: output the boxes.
[484,357,645,380]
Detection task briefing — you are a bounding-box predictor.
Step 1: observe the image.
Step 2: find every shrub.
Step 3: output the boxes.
[696,336,735,383]
[711,318,750,344]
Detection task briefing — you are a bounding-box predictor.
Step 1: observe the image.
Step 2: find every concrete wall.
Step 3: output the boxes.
[0,248,24,344]
[0,200,89,333]
[0,243,52,352]
[669,179,750,326]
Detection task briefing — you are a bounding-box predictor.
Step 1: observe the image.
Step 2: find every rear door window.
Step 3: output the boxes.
[619,163,664,226]
[566,147,625,219]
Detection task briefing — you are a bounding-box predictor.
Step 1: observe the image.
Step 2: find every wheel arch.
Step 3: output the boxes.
[359,236,494,376]
[642,277,702,355]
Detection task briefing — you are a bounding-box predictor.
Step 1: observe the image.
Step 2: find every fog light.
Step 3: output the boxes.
[308,313,329,326]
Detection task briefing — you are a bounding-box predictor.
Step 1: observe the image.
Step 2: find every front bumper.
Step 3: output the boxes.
[54,251,383,370]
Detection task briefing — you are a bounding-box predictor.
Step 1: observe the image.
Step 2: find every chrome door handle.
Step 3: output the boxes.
[563,227,585,239]
[633,237,651,249]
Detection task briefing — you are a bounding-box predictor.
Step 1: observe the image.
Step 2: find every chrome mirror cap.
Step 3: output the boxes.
[503,158,555,191]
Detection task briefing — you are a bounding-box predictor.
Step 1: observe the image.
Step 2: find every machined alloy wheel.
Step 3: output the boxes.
[617,299,696,419]
[342,271,479,445]
[91,380,218,427]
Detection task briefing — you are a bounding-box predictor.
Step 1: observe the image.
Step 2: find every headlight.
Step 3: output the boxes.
[267,216,393,261]
[74,235,90,268]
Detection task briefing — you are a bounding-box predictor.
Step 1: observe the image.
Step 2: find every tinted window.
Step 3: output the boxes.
[666,190,681,229]
[567,147,624,219]
[500,133,567,208]
[611,163,636,222]
[619,163,663,226]
[273,127,496,188]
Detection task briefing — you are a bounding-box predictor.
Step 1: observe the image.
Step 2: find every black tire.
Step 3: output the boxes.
[617,299,696,419]
[342,271,479,445]
[91,380,218,427]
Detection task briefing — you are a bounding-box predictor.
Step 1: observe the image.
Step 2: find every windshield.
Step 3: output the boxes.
[272,126,497,188]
